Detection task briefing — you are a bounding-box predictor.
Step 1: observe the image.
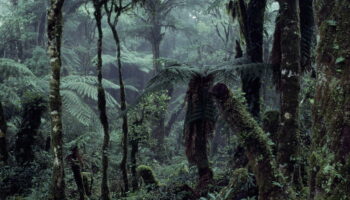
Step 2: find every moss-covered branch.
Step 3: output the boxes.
[211,83,293,200]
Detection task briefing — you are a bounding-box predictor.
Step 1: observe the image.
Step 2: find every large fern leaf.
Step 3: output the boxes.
[0,58,35,80]
[61,75,120,107]
[61,90,97,126]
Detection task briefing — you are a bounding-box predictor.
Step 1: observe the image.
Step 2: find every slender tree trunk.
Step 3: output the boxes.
[105,5,130,192]
[67,147,86,200]
[130,139,139,191]
[11,0,23,61]
[93,1,110,199]
[276,0,301,184]
[37,11,47,46]
[211,83,293,200]
[116,27,130,195]
[0,101,8,164]
[47,0,66,199]
[310,1,350,198]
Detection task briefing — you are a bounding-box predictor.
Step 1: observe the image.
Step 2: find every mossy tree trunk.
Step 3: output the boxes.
[275,0,302,184]
[184,75,216,195]
[47,0,66,199]
[310,1,350,199]
[104,0,130,193]
[0,101,8,164]
[92,1,110,199]
[212,83,293,200]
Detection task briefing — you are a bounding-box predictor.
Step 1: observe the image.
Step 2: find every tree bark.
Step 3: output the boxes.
[276,0,302,184]
[231,0,267,118]
[47,0,66,199]
[211,83,293,200]
[310,0,350,198]
[184,75,215,195]
[0,101,8,164]
[67,147,86,200]
[93,1,110,199]
[104,1,129,193]
[130,139,139,191]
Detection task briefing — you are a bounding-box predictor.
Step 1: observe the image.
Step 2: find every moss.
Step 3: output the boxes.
[136,165,159,187]
[212,83,295,200]
[311,1,350,198]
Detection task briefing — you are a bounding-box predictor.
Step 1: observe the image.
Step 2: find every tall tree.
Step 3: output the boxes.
[275,0,302,184]
[92,0,110,199]
[310,1,350,199]
[137,0,179,157]
[104,0,131,193]
[0,101,8,164]
[227,0,267,118]
[47,0,66,199]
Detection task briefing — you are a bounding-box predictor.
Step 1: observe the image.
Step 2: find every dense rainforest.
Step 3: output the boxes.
[0,0,349,199]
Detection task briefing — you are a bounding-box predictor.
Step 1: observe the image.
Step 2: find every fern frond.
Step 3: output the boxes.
[125,65,199,112]
[61,90,97,126]
[210,63,270,85]
[146,65,200,91]
[0,58,35,80]
[62,75,120,89]
[0,84,21,107]
[61,75,120,107]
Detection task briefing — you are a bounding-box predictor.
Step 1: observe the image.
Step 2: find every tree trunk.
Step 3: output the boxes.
[276,0,301,184]
[240,0,267,118]
[105,4,130,192]
[131,139,139,191]
[67,147,86,200]
[184,75,215,195]
[211,83,293,200]
[310,1,350,199]
[93,1,110,199]
[47,0,66,199]
[0,101,8,164]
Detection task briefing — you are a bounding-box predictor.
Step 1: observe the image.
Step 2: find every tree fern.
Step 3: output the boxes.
[61,90,97,126]
[61,75,120,107]
[0,58,35,80]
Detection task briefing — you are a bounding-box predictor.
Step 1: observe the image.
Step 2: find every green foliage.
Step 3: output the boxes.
[61,75,120,107]
[129,91,170,144]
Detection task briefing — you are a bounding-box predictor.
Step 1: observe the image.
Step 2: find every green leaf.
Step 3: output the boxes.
[335,57,345,64]
[326,20,337,26]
